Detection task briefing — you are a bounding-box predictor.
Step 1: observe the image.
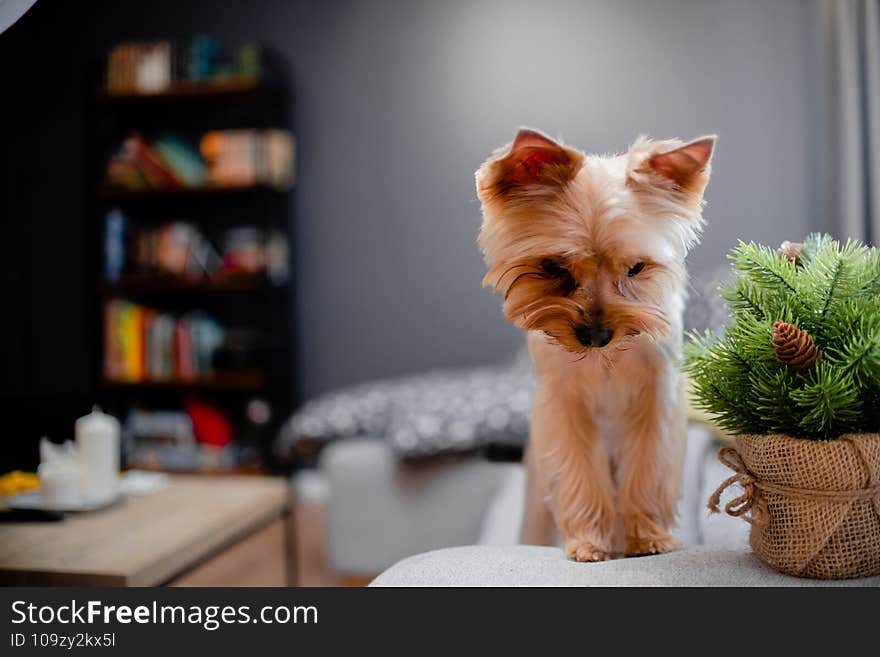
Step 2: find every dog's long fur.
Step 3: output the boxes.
[476,129,714,560]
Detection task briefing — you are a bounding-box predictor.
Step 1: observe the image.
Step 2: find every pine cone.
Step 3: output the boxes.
[773,321,821,371]
[777,240,804,265]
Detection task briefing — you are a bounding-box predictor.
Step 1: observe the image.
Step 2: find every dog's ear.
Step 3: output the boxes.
[636,136,716,199]
[476,129,583,201]
[649,136,715,185]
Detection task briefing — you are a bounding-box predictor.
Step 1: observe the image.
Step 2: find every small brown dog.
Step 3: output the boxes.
[476,129,715,561]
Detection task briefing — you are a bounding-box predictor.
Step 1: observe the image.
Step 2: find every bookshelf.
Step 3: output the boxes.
[87,42,296,475]
[96,181,274,200]
[95,77,260,103]
[100,370,267,391]
[101,273,268,295]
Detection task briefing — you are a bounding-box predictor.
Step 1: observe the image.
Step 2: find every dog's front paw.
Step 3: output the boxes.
[624,533,680,557]
[564,540,612,562]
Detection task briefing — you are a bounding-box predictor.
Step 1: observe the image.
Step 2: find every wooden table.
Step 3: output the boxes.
[0,475,295,586]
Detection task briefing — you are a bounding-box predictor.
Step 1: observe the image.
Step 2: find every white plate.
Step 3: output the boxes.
[4,491,123,512]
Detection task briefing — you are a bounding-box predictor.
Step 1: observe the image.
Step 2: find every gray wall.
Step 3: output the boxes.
[285,0,824,397]
[1,0,825,401]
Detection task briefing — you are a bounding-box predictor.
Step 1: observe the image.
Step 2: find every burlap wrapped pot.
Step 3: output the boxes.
[708,433,880,579]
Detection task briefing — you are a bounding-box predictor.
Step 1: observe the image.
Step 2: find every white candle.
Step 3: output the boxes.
[38,437,81,509]
[76,406,121,504]
[38,459,81,509]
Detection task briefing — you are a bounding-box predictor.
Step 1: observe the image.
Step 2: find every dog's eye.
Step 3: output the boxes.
[540,259,569,278]
[627,262,645,277]
[540,258,577,295]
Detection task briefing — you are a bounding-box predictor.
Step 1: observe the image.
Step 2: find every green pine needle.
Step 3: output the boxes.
[684,234,880,439]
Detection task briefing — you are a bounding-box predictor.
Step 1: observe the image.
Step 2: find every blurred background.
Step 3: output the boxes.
[0,0,875,586]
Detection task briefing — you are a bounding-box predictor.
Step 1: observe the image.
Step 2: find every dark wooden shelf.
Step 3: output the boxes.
[96,182,280,201]
[96,78,263,103]
[122,464,267,476]
[102,274,273,295]
[102,370,267,391]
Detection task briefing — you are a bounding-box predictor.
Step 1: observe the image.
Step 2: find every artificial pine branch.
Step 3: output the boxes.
[684,235,880,439]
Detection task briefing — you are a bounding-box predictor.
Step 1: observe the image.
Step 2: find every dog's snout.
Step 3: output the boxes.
[594,327,614,347]
[574,325,594,347]
[575,325,614,348]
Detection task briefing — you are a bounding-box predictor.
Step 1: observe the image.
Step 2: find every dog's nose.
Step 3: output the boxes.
[574,325,614,348]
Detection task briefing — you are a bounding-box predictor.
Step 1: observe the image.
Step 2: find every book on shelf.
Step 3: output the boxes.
[105,133,194,192]
[103,209,290,284]
[122,404,256,472]
[104,300,226,383]
[104,36,262,95]
[105,208,126,282]
[125,409,195,444]
[103,130,294,193]
[201,129,295,189]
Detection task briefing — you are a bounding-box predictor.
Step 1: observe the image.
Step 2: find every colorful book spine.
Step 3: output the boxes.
[103,302,227,383]
[199,130,294,189]
[104,38,261,94]
[104,209,126,282]
[104,301,122,380]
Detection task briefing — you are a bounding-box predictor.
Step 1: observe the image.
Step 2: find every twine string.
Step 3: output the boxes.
[707,446,880,529]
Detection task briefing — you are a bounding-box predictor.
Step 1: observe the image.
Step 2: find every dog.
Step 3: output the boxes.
[476,129,714,561]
